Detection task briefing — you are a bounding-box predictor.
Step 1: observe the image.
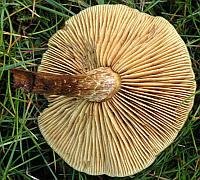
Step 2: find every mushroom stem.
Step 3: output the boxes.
[11,68,121,102]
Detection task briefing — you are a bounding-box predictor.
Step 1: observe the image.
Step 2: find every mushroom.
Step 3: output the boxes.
[12,4,196,177]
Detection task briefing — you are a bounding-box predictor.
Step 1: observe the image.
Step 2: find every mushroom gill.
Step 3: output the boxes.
[38,4,196,177]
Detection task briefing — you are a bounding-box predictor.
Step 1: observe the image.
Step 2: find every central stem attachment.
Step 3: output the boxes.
[12,67,121,102]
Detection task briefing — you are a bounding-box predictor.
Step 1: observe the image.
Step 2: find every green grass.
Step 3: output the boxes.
[0,0,200,179]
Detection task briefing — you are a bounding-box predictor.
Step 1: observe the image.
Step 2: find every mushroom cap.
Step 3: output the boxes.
[38,4,196,177]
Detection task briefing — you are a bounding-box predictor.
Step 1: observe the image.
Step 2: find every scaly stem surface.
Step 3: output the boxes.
[11,68,121,102]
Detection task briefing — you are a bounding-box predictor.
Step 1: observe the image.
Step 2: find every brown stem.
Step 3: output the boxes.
[11,68,121,102]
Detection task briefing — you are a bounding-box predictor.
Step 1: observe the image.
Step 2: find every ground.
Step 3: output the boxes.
[0,0,200,179]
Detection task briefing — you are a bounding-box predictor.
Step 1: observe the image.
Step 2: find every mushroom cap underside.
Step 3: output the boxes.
[38,4,196,177]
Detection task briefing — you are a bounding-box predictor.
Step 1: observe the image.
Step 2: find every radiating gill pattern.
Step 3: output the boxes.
[38,5,196,177]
